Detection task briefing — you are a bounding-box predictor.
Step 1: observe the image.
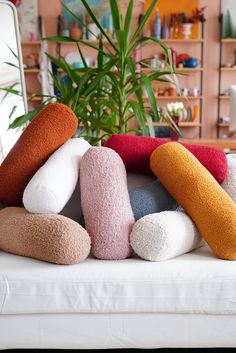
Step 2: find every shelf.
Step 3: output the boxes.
[24,68,40,73]
[157,39,204,43]
[27,96,42,101]
[221,38,236,43]
[220,67,236,71]
[143,95,203,100]
[150,121,202,127]
[219,95,230,99]
[142,67,203,74]
[21,41,41,45]
[218,123,229,127]
[57,38,204,45]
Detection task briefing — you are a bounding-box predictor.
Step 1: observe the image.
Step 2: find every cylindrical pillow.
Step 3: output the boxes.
[221,154,236,203]
[80,147,134,260]
[0,103,78,206]
[23,138,91,214]
[129,181,178,221]
[130,211,203,261]
[105,134,227,183]
[0,208,91,264]
[150,142,236,260]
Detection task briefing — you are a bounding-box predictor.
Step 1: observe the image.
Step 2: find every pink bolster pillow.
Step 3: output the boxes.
[105,134,227,183]
[80,147,134,260]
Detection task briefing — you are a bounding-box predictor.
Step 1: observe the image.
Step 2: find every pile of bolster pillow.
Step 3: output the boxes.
[0,102,235,264]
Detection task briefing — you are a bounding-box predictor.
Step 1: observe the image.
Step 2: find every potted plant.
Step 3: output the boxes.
[2,0,182,145]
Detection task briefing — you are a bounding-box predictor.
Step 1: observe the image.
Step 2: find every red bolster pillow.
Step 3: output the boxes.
[105,134,227,183]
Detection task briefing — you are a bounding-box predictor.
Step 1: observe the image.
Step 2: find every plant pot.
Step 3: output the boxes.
[181,23,193,40]
[170,115,180,141]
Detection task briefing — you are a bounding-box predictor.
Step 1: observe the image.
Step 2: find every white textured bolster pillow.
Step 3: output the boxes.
[130,211,203,261]
[221,154,236,203]
[23,138,91,214]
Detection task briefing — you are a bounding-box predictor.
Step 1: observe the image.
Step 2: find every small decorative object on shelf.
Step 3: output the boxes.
[167,102,184,141]
[153,8,161,39]
[70,22,82,40]
[178,7,206,39]
[173,14,179,39]
[181,22,193,39]
[161,16,169,40]
[222,9,234,38]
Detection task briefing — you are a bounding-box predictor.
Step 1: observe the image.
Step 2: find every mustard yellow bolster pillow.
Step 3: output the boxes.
[0,208,91,264]
[150,142,236,260]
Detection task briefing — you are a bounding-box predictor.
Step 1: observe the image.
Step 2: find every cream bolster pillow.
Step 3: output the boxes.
[23,138,91,214]
[80,147,134,260]
[150,142,236,260]
[221,154,236,203]
[0,208,91,265]
[130,211,203,261]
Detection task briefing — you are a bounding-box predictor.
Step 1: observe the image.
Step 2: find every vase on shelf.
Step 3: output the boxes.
[170,115,180,141]
[161,16,169,39]
[181,23,193,40]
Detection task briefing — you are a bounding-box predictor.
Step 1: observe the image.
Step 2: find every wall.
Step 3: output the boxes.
[37,0,224,139]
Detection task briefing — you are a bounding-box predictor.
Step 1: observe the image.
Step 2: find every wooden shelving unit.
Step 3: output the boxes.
[217,15,236,137]
[220,67,236,71]
[150,121,202,127]
[142,95,203,100]
[24,68,40,73]
[21,41,41,46]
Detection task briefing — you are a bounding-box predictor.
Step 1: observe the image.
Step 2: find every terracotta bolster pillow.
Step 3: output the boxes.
[150,142,236,260]
[0,208,91,264]
[105,134,227,183]
[0,103,78,206]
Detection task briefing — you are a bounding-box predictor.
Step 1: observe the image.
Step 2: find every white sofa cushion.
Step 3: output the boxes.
[1,246,236,315]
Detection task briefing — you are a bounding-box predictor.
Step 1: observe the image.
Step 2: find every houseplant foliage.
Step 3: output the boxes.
[2,0,181,145]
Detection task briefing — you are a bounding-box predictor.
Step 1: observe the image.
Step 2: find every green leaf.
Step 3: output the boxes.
[165,112,183,138]
[115,29,125,52]
[141,73,159,119]
[129,100,147,136]
[124,0,133,48]
[76,43,88,69]
[4,61,19,70]
[9,109,38,129]
[109,0,122,30]
[0,87,22,97]
[145,113,155,137]
[130,0,157,46]
[81,0,117,52]
[7,45,18,59]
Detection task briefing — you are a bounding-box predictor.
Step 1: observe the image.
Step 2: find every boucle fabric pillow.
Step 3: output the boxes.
[0,103,78,206]
[105,134,227,183]
[80,147,134,260]
[0,208,91,264]
[23,138,91,214]
[221,154,236,202]
[130,211,202,261]
[150,142,236,260]
[129,180,178,221]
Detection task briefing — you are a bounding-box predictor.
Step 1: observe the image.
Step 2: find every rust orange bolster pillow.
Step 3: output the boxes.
[150,142,236,260]
[0,208,91,264]
[105,134,227,183]
[0,103,78,206]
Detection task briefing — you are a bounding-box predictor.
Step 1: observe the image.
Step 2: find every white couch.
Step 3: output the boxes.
[1,175,236,350]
